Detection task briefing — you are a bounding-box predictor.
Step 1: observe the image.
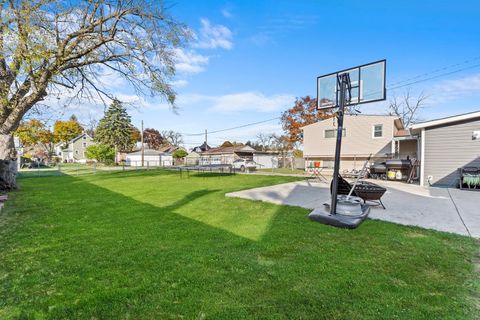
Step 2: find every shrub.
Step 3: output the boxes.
[85,144,115,162]
[172,149,188,159]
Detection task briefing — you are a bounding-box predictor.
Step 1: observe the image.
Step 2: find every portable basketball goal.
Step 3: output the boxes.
[308,60,386,229]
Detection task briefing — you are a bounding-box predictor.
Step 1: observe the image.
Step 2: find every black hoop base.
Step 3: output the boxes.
[308,205,370,229]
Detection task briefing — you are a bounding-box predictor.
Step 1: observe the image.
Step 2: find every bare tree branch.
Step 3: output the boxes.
[0,0,189,135]
[388,89,429,127]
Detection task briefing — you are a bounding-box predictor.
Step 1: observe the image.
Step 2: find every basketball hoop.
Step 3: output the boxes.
[309,60,386,229]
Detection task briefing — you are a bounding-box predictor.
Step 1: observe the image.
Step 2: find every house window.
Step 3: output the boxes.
[83,136,86,140]
[324,129,346,138]
[83,142,87,147]
[75,150,79,155]
[373,124,383,138]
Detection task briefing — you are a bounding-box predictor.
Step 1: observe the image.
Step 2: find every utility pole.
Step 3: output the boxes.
[141,120,144,167]
[205,129,208,145]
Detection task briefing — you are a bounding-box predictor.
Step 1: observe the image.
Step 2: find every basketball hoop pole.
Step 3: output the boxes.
[330,73,349,215]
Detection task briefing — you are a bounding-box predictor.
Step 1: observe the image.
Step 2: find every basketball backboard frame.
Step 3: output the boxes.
[317,59,386,110]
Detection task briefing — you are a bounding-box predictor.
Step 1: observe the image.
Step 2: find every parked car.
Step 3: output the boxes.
[232,159,257,172]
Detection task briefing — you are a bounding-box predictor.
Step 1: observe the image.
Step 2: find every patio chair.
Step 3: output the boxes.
[331,175,387,209]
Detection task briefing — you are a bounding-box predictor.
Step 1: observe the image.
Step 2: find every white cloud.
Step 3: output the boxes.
[171,91,294,114]
[114,93,171,111]
[194,18,233,50]
[171,79,189,88]
[209,92,294,113]
[221,9,233,19]
[171,19,233,81]
[433,74,480,94]
[250,32,272,47]
[421,73,480,105]
[173,48,209,74]
[250,15,317,47]
[37,86,174,128]
[96,67,129,88]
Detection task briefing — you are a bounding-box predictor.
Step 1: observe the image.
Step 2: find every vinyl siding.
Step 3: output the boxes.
[424,118,480,186]
[398,140,417,159]
[304,158,372,172]
[303,115,396,158]
[70,135,95,161]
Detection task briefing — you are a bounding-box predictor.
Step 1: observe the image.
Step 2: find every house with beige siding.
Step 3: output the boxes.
[302,115,417,171]
[411,110,480,187]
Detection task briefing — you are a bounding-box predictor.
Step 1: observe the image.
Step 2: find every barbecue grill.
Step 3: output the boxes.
[386,159,411,170]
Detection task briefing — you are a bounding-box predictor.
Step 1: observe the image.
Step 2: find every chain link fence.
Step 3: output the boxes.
[17,161,175,178]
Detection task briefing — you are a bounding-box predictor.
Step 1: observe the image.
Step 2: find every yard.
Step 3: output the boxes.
[1,170,478,319]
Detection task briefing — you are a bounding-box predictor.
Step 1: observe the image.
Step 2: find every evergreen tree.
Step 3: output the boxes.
[95,100,136,157]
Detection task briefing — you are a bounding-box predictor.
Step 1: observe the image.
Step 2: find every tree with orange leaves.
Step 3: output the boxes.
[280,96,332,142]
[16,119,55,160]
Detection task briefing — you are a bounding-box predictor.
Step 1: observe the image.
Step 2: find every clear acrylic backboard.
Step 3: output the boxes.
[317,60,386,110]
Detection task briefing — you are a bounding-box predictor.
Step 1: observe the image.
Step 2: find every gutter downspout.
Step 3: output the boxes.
[420,128,425,187]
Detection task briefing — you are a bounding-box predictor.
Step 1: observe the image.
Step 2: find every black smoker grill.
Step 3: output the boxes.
[369,161,387,179]
[369,159,412,180]
[386,159,411,170]
[386,159,412,181]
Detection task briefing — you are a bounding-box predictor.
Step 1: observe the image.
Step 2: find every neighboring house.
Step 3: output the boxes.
[200,145,256,165]
[14,137,24,169]
[54,133,95,163]
[125,149,173,167]
[411,111,480,187]
[14,137,23,157]
[253,151,280,169]
[192,141,211,153]
[185,151,200,166]
[302,115,416,171]
[158,144,182,153]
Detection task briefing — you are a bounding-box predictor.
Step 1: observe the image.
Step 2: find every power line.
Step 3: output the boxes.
[180,55,480,138]
[181,116,281,137]
[388,55,480,87]
[388,62,480,91]
[209,117,281,134]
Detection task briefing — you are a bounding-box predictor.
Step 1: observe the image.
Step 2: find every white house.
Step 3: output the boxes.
[185,151,200,166]
[253,151,279,169]
[125,149,173,167]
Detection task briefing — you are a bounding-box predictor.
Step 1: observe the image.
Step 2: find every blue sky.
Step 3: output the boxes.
[55,0,480,148]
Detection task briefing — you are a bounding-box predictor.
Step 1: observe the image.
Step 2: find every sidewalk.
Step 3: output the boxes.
[226,180,480,238]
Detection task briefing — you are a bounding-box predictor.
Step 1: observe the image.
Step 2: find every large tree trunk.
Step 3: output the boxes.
[0,134,17,191]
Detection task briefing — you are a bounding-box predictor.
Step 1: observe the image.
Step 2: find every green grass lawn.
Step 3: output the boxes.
[1,170,478,319]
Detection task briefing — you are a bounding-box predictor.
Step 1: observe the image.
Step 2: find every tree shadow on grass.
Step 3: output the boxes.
[2,173,290,318]
[1,173,478,319]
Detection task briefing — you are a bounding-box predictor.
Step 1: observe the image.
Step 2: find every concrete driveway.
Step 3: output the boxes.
[226,180,480,237]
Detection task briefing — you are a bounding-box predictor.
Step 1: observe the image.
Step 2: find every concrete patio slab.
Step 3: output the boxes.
[226,180,479,237]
